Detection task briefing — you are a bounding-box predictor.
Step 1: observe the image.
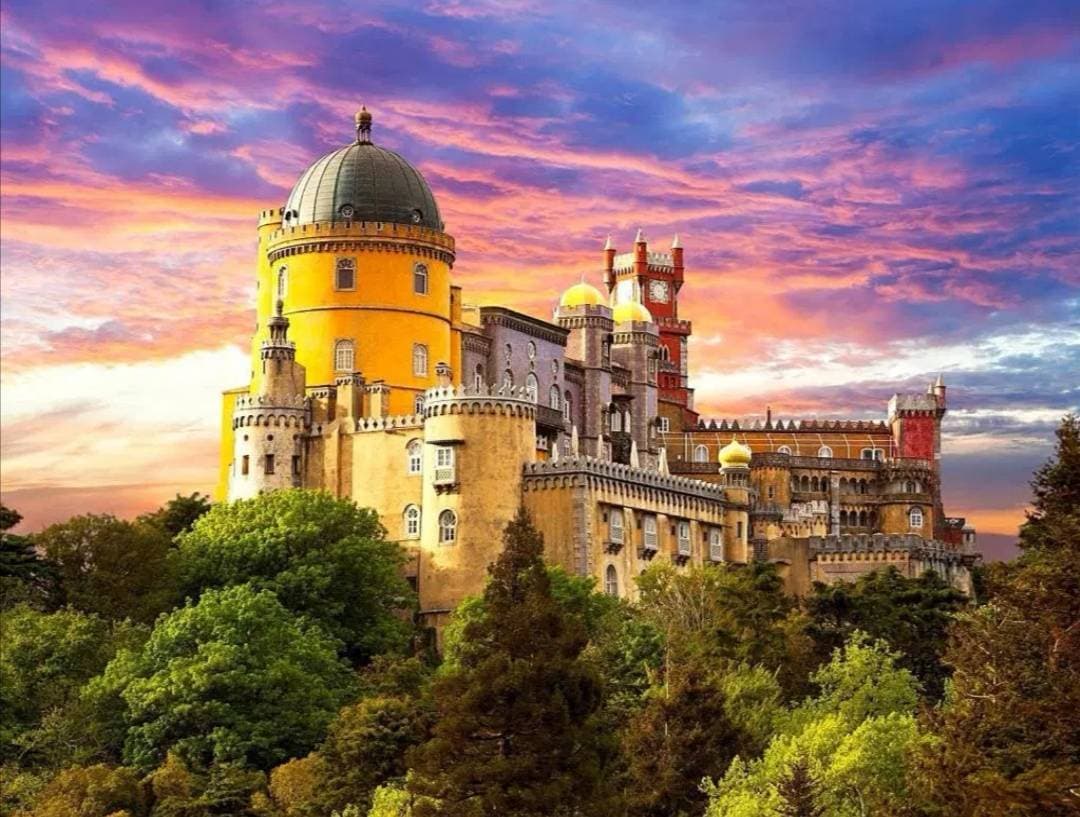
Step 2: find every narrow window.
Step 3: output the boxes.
[525,372,538,403]
[549,385,561,410]
[334,339,355,372]
[407,439,422,474]
[767,485,775,499]
[610,508,624,544]
[276,266,287,299]
[438,510,457,544]
[693,444,708,463]
[563,392,572,421]
[604,565,619,597]
[502,370,513,390]
[264,454,275,475]
[677,521,691,555]
[404,505,421,539]
[414,394,425,414]
[292,455,301,476]
[909,507,924,530]
[241,455,250,476]
[413,262,428,295]
[709,528,723,561]
[474,364,484,391]
[413,343,428,376]
[335,257,356,290]
[736,520,744,541]
[643,516,658,550]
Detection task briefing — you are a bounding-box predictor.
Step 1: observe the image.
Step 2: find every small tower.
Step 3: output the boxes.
[229,301,309,501]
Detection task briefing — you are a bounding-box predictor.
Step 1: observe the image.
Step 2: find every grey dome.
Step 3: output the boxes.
[282,119,442,230]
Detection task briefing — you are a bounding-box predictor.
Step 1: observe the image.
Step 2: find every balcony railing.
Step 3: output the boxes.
[434,466,456,485]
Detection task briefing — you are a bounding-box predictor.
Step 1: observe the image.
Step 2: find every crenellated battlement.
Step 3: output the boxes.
[352,413,424,433]
[234,393,307,411]
[266,219,455,263]
[422,384,537,419]
[523,455,728,503]
[695,417,891,432]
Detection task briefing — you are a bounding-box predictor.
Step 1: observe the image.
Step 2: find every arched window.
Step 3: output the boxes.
[502,370,513,390]
[909,507,924,530]
[609,508,624,544]
[474,364,484,391]
[605,565,619,597]
[413,262,428,295]
[840,510,848,526]
[549,385,561,410]
[777,445,792,455]
[859,510,868,527]
[800,475,810,491]
[413,343,428,376]
[693,444,708,463]
[563,391,572,421]
[840,478,849,493]
[438,510,457,544]
[403,505,421,539]
[525,372,539,403]
[414,394,425,414]
[334,339,354,372]
[811,476,820,492]
[407,439,422,474]
[643,515,658,550]
[818,445,833,458]
[276,266,287,299]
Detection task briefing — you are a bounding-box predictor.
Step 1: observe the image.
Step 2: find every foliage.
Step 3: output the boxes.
[138,493,213,539]
[1018,413,1080,552]
[176,490,413,662]
[12,763,146,817]
[407,507,606,816]
[366,783,412,816]
[0,505,57,610]
[91,584,355,773]
[263,754,327,817]
[146,754,267,817]
[806,567,966,701]
[33,514,177,624]
[775,756,823,817]
[0,605,144,765]
[705,635,928,817]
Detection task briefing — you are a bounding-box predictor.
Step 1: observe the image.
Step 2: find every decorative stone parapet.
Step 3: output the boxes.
[422,383,537,419]
[523,455,728,504]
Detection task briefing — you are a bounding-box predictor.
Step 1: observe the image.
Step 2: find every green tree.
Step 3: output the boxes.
[33,514,176,624]
[775,756,823,817]
[0,505,57,609]
[806,568,966,700]
[914,418,1080,816]
[138,493,213,539]
[407,507,606,816]
[0,605,143,765]
[176,491,413,662]
[91,584,355,773]
[704,635,929,817]
[14,763,147,817]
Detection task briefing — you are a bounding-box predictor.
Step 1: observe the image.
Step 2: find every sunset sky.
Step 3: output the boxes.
[1,0,1078,557]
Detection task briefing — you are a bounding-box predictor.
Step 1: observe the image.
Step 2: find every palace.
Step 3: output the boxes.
[216,110,979,629]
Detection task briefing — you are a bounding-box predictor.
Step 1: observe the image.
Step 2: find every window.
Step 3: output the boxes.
[767,485,775,499]
[502,370,513,390]
[611,411,622,433]
[817,445,833,458]
[610,508,624,544]
[736,520,744,542]
[525,372,538,403]
[777,445,792,455]
[407,440,422,474]
[413,343,428,376]
[276,266,287,299]
[861,448,883,461]
[708,528,723,562]
[292,455,301,476]
[605,565,619,597]
[414,394,425,414]
[659,417,670,432]
[549,385,561,410]
[643,516,658,550]
[905,480,915,494]
[551,359,559,376]
[504,343,512,363]
[334,340,355,372]
[677,521,691,555]
[474,364,484,391]
[527,341,536,360]
[404,505,421,539]
[563,392,572,421]
[241,455,249,476]
[438,510,457,544]
[909,507,924,530]
[413,262,428,295]
[335,257,356,290]
[434,446,455,484]
[693,444,708,463]
[264,454,275,475]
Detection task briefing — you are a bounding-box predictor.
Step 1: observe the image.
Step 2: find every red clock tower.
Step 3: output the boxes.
[604,230,698,430]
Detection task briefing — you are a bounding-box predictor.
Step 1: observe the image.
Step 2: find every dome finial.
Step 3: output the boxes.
[355,106,373,144]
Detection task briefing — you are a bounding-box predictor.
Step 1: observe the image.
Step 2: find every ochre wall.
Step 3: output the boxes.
[215,387,247,500]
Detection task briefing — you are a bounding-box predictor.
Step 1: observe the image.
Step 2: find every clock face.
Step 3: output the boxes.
[649,279,670,303]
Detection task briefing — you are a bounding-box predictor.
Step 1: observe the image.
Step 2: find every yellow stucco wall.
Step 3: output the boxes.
[214,387,247,501]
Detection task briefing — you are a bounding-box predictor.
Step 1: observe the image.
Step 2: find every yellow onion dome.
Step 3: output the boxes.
[718,437,752,467]
[559,281,606,309]
[612,300,653,323]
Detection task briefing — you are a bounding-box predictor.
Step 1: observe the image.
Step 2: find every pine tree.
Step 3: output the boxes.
[406,507,605,817]
[775,756,823,817]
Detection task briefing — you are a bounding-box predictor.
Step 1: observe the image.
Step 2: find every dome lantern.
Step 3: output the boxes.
[718,437,752,467]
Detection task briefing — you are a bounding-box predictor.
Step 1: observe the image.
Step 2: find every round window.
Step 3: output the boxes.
[339,204,354,219]
[411,209,423,223]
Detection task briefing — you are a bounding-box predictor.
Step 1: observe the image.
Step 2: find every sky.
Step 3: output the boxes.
[1,0,1078,558]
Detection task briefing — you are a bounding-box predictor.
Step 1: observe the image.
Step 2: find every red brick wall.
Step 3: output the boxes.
[900,415,936,459]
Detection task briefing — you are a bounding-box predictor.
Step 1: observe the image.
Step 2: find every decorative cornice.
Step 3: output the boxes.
[480,306,570,347]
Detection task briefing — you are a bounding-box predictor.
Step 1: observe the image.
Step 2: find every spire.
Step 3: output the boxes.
[629,439,640,468]
[634,227,645,244]
[671,233,681,249]
[658,446,669,475]
[935,373,945,387]
[604,234,614,251]
[355,106,372,144]
[570,425,580,457]
[262,299,296,362]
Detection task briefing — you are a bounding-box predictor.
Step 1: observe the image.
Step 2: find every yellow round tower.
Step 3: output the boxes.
[250,108,456,414]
